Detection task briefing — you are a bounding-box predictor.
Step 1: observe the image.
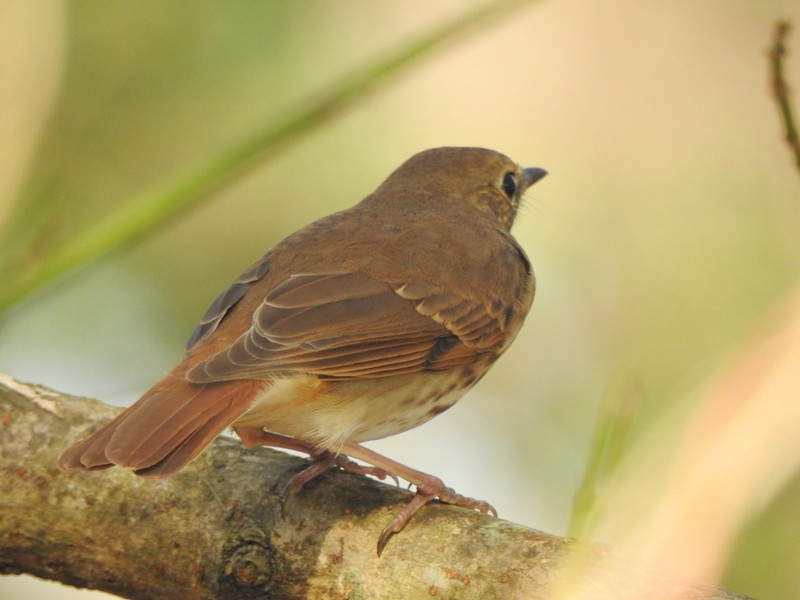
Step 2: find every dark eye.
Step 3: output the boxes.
[502,172,517,198]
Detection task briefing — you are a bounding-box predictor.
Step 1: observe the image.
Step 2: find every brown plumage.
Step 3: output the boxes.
[58,147,547,553]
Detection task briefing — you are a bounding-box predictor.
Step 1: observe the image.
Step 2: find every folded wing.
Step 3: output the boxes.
[187,271,512,382]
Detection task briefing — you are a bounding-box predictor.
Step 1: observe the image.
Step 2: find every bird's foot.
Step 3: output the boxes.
[234,428,494,554]
[338,441,497,555]
[331,453,398,486]
[279,451,399,513]
[376,471,496,555]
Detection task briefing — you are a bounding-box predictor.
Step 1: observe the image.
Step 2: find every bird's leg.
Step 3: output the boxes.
[339,440,497,555]
[234,427,394,512]
[235,426,317,452]
[278,453,339,514]
[235,428,492,552]
[235,426,391,480]
[235,427,331,513]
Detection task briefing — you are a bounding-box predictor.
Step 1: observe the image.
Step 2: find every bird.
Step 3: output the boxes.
[58,146,547,554]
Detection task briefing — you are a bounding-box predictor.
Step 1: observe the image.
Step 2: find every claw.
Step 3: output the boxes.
[375,484,497,556]
[377,491,433,556]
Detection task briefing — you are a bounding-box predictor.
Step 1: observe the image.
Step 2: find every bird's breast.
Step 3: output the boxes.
[232,361,493,453]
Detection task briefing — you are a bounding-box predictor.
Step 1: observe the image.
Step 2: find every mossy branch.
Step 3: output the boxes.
[0,376,751,599]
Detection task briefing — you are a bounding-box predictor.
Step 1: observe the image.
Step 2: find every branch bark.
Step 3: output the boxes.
[0,375,751,600]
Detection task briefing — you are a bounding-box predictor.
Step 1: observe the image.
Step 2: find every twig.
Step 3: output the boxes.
[769,20,800,174]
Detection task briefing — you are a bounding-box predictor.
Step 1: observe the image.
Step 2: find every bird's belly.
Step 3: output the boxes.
[233,368,483,452]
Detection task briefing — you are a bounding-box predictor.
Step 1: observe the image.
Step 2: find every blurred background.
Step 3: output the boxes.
[1,0,799,598]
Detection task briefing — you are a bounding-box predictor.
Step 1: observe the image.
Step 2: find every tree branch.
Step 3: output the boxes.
[0,376,750,599]
[769,20,800,175]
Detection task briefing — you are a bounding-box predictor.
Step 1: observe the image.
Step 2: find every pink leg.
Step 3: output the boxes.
[340,441,497,555]
[234,427,394,510]
[235,427,316,453]
[234,427,491,554]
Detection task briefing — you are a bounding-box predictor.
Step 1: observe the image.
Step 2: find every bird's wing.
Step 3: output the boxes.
[185,255,272,350]
[186,271,514,382]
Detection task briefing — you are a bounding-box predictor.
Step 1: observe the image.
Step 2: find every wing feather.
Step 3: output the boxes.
[187,271,513,383]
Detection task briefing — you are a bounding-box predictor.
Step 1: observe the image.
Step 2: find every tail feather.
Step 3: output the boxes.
[58,411,130,471]
[58,378,262,477]
[103,383,205,469]
[133,400,252,478]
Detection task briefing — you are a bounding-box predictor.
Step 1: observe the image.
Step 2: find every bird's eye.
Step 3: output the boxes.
[501,172,518,198]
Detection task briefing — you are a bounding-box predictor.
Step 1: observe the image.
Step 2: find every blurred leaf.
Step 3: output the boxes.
[567,381,643,538]
[0,0,538,317]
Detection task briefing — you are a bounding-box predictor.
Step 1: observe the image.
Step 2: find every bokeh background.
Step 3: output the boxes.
[1,0,799,598]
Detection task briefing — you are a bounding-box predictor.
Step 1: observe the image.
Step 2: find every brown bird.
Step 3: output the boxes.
[58,146,546,554]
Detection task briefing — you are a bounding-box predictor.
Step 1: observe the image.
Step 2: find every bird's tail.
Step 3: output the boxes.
[58,376,262,478]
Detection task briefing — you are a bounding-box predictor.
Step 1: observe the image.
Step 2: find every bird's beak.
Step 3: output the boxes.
[520,167,548,192]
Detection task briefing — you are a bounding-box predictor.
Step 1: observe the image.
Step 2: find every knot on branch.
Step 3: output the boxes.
[221,520,277,597]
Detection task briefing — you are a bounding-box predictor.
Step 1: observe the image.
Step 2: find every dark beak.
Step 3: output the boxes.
[520,167,548,192]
